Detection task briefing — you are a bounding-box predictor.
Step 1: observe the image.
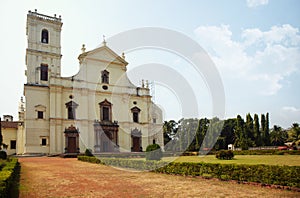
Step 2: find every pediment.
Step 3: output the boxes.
[34,104,46,111]
[78,45,128,66]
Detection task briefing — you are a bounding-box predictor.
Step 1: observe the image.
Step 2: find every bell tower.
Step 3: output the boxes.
[25,9,63,85]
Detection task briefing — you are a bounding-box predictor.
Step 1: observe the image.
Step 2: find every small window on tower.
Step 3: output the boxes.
[41,138,47,146]
[40,64,48,81]
[41,29,49,43]
[37,111,43,119]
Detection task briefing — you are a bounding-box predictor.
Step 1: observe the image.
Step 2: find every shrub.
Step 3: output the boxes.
[0,151,7,160]
[0,158,20,197]
[216,150,234,160]
[85,149,93,157]
[79,156,300,188]
[145,144,162,161]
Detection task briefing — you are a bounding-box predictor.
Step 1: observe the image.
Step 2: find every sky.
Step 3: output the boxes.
[0,0,299,128]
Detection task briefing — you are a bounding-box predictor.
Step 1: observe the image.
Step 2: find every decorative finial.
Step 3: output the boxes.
[54,14,56,17]
[142,79,145,88]
[146,80,149,88]
[81,44,86,53]
[35,9,37,12]
[122,52,125,59]
[102,35,106,46]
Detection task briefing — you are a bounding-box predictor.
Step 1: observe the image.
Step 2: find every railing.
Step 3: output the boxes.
[28,9,62,22]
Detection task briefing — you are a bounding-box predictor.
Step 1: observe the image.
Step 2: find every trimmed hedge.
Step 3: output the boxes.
[78,156,300,188]
[154,162,300,188]
[78,156,167,171]
[216,150,234,160]
[0,158,20,198]
[232,150,300,155]
[145,144,162,161]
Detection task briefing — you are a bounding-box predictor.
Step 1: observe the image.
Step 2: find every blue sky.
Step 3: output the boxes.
[0,0,299,128]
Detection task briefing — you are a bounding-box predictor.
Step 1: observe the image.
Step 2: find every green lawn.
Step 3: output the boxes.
[162,155,300,166]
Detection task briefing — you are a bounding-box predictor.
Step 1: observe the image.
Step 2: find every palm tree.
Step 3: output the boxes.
[270,125,287,146]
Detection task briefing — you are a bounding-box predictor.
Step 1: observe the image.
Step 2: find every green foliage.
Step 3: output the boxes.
[146,144,162,161]
[0,158,20,198]
[155,162,300,188]
[78,156,101,164]
[79,156,300,188]
[232,150,300,155]
[0,151,7,160]
[270,125,288,146]
[216,150,234,160]
[84,149,93,157]
[78,156,167,171]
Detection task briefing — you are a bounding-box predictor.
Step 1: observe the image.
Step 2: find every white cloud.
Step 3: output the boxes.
[194,24,300,96]
[282,106,300,112]
[246,0,269,8]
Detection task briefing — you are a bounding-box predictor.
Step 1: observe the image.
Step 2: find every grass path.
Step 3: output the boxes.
[166,155,300,166]
[18,157,299,197]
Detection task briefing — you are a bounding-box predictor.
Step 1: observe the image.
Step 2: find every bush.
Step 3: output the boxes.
[0,151,7,160]
[145,144,162,161]
[78,156,300,188]
[85,149,93,157]
[0,158,20,197]
[216,150,234,160]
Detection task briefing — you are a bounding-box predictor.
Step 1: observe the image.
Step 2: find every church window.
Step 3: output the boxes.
[37,111,43,119]
[41,29,49,43]
[99,99,112,121]
[10,140,16,149]
[41,138,47,146]
[65,101,79,120]
[131,107,141,123]
[153,139,156,144]
[40,64,48,81]
[101,70,109,84]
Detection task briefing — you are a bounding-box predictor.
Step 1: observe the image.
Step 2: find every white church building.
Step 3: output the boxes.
[2,10,163,155]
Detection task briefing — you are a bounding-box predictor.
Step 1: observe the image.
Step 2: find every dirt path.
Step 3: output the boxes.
[18,157,299,198]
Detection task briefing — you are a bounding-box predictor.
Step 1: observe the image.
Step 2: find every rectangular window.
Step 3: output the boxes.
[41,138,47,146]
[10,140,16,149]
[133,112,139,123]
[40,64,48,81]
[102,107,109,121]
[68,107,75,120]
[37,111,43,119]
[153,118,156,123]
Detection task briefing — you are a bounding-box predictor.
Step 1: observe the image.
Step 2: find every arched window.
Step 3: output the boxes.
[131,107,141,123]
[41,29,49,44]
[65,101,79,120]
[101,70,109,84]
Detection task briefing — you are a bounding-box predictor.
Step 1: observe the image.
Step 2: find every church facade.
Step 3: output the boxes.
[18,10,163,155]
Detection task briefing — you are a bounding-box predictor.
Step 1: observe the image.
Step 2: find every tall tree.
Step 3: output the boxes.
[265,113,270,145]
[261,114,266,146]
[287,123,300,144]
[245,113,255,144]
[254,114,261,146]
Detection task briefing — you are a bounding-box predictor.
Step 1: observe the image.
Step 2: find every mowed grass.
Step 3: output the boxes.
[163,155,300,166]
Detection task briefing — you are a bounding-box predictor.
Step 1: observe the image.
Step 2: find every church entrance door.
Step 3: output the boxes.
[132,137,140,152]
[64,125,80,154]
[67,137,77,153]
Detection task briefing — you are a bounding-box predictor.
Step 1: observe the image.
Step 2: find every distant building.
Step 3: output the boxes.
[2,10,163,155]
